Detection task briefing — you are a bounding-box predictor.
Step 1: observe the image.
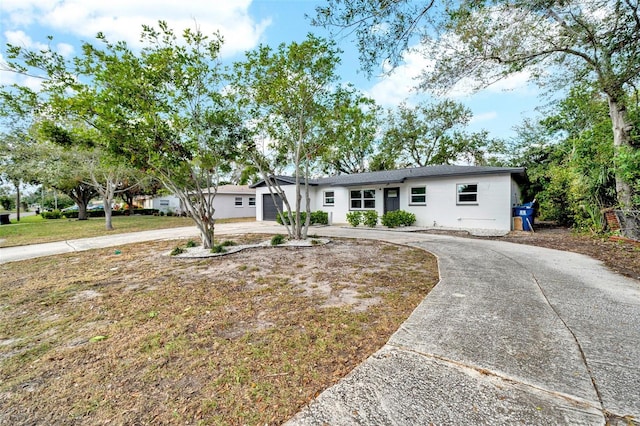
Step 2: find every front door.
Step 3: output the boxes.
[384,187,400,214]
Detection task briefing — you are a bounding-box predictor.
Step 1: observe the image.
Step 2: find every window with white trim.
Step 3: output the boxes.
[248,197,255,206]
[324,191,335,206]
[350,189,376,210]
[235,196,243,207]
[410,186,426,205]
[457,184,478,204]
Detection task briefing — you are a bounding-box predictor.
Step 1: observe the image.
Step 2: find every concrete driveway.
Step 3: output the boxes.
[1,223,638,424]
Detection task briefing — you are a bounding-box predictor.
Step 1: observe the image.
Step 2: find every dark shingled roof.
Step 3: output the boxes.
[251,165,526,188]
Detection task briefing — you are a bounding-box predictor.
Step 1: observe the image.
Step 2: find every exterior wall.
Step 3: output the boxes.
[255,173,520,232]
[212,193,256,219]
[255,185,317,221]
[147,192,256,219]
[144,196,181,213]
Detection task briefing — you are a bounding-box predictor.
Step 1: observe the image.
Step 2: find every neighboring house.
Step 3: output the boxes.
[140,185,256,219]
[251,165,526,233]
[140,195,181,214]
[207,185,256,219]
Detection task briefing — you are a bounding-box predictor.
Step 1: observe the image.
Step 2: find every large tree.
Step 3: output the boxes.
[0,131,35,221]
[3,22,242,248]
[314,0,640,208]
[231,34,342,240]
[374,99,496,169]
[319,85,380,175]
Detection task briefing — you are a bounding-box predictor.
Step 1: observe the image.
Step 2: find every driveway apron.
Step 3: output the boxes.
[285,229,639,425]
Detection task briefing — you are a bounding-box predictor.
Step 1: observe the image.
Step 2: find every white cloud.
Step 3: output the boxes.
[56,43,75,57]
[469,111,498,124]
[1,0,271,58]
[4,30,48,50]
[366,50,434,107]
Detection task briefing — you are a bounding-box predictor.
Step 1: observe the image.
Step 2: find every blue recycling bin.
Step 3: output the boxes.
[513,206,535,231]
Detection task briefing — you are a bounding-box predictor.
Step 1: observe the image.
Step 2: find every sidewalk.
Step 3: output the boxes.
[1,223,638,424]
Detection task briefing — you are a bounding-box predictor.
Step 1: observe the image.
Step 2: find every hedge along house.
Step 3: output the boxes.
[251,165,527,234]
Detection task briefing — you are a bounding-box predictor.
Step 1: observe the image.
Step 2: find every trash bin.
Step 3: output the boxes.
[0,213,10,225]
[513,206,535,231]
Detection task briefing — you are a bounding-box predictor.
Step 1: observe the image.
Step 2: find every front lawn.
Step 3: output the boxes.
[0,215,254,247]
[0,236,438,424]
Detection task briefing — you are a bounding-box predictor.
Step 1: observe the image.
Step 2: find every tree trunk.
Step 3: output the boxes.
[608,96,634,208]
[14,181,21,222]
[67,183,96,221]
[103,195,114,231]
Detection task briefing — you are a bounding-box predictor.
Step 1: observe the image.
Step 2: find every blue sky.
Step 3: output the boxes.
[0,0,544,140]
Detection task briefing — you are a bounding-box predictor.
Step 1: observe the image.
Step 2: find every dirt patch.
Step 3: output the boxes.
[0,235,438,425]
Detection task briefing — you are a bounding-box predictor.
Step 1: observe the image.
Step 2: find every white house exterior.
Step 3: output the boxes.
[142,195,181,213]
[208,185,256,219]
[252,165,526,233]
[142,185,256,219]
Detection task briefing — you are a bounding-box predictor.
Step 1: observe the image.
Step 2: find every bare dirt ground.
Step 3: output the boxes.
[0,235,438,425]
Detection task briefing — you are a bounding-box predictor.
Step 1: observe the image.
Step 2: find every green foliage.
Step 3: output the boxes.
[379,100,483,168]
[346,211,362,227]
[231,34,342,241]
[310,210,329,225]
[510,84,628,226]
[185,240,198,248]
[574,203,606,235]
[276,211,328,226]
[270,234,286,246]
[170,246,185,256]
[63,208,158,219]
[276,211,305,226]
[41,210,63,220]
[319,86,379,174]
[362,210,378,228]
[0,194,14,211]
[211,245,227,254]
[220,240,237,247]
[381,210,416,228]
[615,146,640,206]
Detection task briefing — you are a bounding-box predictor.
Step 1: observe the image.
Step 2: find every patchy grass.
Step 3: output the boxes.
[0,216,255,248]
[0,236,438,425]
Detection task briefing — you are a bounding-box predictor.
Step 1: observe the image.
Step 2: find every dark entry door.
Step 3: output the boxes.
[384,187,400,214]
[262,193,283,221]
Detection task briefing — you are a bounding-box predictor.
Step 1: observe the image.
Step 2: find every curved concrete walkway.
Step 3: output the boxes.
[1,223,638,425]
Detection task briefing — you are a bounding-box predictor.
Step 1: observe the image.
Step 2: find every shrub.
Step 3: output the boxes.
[41,210,63,219]
[276,211,305,225]
[363,210,379,227]
[346,211,362,227]
[185,240,198,248]
[276,211,329,226]
[310,210,329,225]
[381,210,417,228]
[271,234,286,246]
[170,246,185,256]
[63,208,159,219]
[220,240,237,247]
[211,245,227,254]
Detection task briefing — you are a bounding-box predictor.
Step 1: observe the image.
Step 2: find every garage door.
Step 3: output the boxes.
[262,193,283,221]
